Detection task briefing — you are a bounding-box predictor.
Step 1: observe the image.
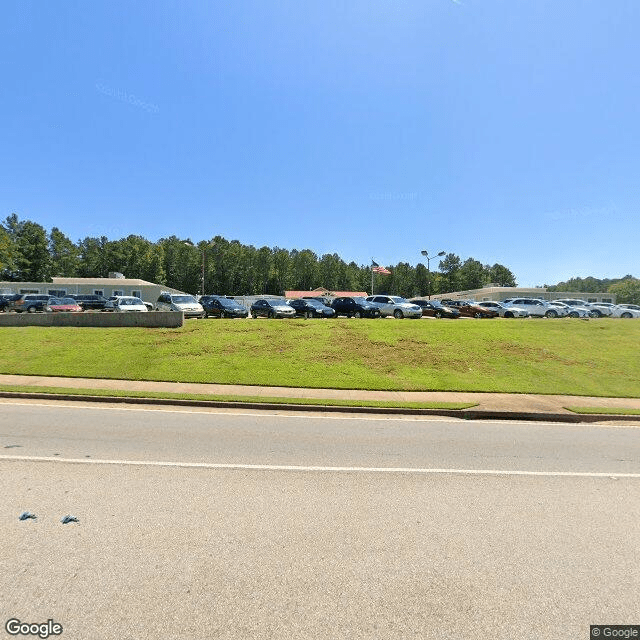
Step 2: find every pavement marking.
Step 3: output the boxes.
[1,455,639,478]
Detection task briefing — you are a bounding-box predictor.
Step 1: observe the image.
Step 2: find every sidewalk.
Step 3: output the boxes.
[1,373,639,422]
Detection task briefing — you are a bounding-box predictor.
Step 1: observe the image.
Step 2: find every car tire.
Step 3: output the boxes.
[545,310,558,318]
[304,311,312,319]
[354,311,362,318]
[569,311,579,318]
[591,310,602,317]
[220,311,227,319]
[27,306,37,313]
[473,312,482,319]
[504,311,514,318]
[393,309,403,319]
[434,311,443,319]
[621,312,632,318]
[251,312,257,319]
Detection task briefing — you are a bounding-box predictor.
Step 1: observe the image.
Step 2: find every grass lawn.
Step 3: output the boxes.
[0,318,638,397]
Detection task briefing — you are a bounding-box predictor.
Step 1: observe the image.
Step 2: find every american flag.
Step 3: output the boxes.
[372,265,391,275]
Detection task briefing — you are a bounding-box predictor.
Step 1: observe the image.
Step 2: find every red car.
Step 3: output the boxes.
[440,299,498,318]
[45,297,83,313]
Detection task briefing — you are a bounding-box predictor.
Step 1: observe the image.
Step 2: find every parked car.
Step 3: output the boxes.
[105,296,148,312]
[0,294,21,312]
[288,298,336,318]
[330,296,381,318]
[408,299,460,319]
[68,294,109,310]
[476,301,529,318]
[45,297,83,313]
[155,293,205,318]
[250,298,296,318]
[10,294,50,313]
[199,295,249,318]
[552,299,598,318]
[440,299,498,318]
[502,298,559,318]
[555,298,611,318]
[544,301,572,318]
[593,303,640,318]
[364,295,422,319]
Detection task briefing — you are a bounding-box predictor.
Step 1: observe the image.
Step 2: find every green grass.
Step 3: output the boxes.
[565,406,640,416]
[0,384,476,410]
[0,318,639,397]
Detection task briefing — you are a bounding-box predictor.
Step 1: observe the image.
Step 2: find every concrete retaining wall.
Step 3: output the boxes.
[0,311,183,328]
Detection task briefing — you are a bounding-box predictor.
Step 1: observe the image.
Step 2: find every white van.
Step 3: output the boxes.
[155,292,205,318]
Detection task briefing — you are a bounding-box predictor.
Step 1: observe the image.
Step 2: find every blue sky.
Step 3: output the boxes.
[1,0,638,287]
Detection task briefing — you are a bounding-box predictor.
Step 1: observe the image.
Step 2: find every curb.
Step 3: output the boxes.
[1,391,639,424]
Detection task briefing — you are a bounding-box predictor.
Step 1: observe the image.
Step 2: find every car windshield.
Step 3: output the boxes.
[217,298,239,308]
[120,298,143,305]
[389,296,409,304]
[172,295,197,304]
[60,298,76,305]
[304,299,323,307]
[351,297,368,303]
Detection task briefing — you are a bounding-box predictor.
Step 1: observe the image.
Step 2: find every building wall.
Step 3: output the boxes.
[0,279,186,303]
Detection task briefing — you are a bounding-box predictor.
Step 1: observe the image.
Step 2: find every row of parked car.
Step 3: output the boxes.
[2,292,639,319]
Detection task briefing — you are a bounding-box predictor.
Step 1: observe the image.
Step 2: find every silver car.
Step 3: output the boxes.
[477,301,528,318]
[555,298,611,318]
[364,295,422,319]
[502,298,556,318]
[156,293,205,318]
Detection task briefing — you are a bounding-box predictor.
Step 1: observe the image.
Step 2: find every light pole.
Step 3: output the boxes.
[420,250,446,299]
[184,241,205,296]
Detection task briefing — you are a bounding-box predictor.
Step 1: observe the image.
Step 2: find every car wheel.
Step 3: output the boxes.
[569,311,579,318]
[504,311,514,318]
[434,311,443,319]
[354,311,362,318]
[545,310,558,318]
[473,312,482,319]
[27,306,37,313]
[621,312,632,318]
[304,311,312,319]
[220,311,226,319]
[393,309,403,319]
[251,312,257,319]
[591,310,602,317]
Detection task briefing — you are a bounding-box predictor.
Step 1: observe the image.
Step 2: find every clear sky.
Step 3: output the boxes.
[1,1,638,287]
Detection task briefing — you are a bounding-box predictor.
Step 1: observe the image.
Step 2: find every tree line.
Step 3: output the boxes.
[546,275,640,305]
[0,213,519,298]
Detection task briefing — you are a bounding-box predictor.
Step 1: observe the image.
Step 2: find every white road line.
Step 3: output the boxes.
[0,455,638,477]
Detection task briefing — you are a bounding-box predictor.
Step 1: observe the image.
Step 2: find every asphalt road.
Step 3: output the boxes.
[1,400,639,640]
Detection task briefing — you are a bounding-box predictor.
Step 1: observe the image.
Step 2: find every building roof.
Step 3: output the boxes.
[52,277,158,286]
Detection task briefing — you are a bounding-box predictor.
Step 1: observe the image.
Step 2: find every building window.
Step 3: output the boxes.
[602,298,612,303]
[132,290,142,299]
[19,289,39,294]
[48,289,66,296]
[587,298,597,303]
[94,290,104,297]
[113,290,124,296]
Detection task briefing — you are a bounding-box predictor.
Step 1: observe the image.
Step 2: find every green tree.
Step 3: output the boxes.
[438,253,462,293]
[488,263,517,287]
[49,227,80,277]
[608,277,640,305]
[458,258,487,291]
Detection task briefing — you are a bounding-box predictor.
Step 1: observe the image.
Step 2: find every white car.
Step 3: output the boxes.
[365,295,422,319]
[106,296,148,312]
[594,302,640,318]
[502,298,557,318]
[477,301,528,318]
[555,298,612,317]
[155,292,205,318]
[544,301,571,317]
